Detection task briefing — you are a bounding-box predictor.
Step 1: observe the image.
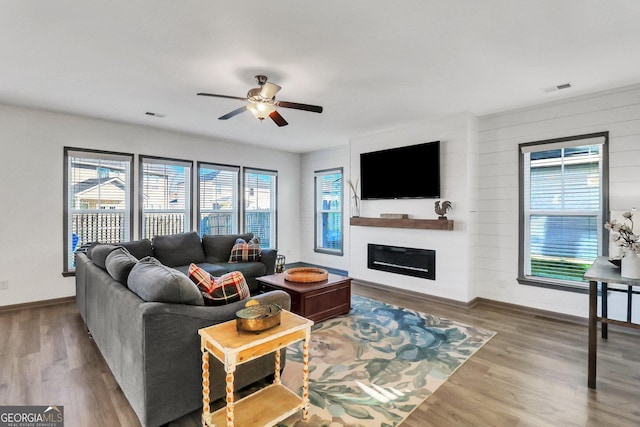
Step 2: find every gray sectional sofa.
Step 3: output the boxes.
[75,232,290,427]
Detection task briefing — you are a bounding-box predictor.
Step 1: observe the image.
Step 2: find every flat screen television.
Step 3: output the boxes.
[360,140,440,200]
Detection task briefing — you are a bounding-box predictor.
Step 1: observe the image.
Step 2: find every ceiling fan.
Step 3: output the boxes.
[197,75,323,127]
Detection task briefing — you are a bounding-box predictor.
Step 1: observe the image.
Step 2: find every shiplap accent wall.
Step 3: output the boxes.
[348,113,479,302]
[476,83,640,317]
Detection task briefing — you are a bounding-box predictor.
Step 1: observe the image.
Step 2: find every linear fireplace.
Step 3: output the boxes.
[367,244,435,280]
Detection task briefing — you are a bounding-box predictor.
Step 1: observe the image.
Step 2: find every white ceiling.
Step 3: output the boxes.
[2,1,640,153]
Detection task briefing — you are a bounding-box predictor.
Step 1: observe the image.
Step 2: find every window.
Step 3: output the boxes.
[243,168,277,249]
[518,132,608,291]
[314,168,343,254]
[198,163,240,236]
[64,148,133,273]
[140,156,193,239]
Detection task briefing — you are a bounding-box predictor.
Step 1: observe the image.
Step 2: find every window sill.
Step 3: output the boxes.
[314,248,344,256]
[517,276,589,294]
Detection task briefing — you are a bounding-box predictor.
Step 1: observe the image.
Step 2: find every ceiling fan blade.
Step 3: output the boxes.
[269,110,288,127]
[276,100,323,113]
[197,93,247,101]
[218,106,248,120]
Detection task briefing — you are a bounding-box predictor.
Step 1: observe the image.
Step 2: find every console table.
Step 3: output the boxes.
[199,311,313,426]
[583,256,640,389]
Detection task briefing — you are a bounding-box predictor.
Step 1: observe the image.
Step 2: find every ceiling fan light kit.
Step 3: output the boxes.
[198,75,323,127]
[246,102,276,120]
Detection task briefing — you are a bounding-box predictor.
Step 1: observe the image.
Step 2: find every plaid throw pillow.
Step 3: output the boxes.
[188,264,250,306]
[188,263,215,294]
[228,236,262,263]
[205,271,250,306]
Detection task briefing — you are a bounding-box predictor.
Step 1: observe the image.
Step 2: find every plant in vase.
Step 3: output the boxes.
[604,211,640,278]
[347,178,360,218]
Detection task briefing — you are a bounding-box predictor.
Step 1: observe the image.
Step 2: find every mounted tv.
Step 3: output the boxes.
[360,141,440,200]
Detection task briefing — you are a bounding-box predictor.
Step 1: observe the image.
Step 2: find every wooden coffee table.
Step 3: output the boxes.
[257,272,352,322]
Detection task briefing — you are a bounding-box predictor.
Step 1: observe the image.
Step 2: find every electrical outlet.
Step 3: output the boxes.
[0,280,8,290]
[498,280,507,289]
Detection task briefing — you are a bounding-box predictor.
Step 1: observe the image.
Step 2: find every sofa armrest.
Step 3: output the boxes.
[138,290,291,319]
[260,249,278,275]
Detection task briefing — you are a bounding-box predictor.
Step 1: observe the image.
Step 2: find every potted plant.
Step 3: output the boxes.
[605,211,640,278]
[347,178,360,218]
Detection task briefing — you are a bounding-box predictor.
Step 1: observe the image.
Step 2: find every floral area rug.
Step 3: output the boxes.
[278,295,495,427]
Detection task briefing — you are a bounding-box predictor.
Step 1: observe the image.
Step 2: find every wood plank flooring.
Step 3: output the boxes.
[1,283,639,426]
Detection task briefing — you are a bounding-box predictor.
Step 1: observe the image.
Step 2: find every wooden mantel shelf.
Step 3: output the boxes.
[350,217,454,230]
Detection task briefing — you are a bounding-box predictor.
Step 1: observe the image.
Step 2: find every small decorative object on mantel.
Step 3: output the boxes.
[434,200,452,220]
[380,213,409,219]
[347,178,360,218]
[605,210,640,279]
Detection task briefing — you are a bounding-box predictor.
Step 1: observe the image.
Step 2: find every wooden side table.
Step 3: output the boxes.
[198,310,313,427]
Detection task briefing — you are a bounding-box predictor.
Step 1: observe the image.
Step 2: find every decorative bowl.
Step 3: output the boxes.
[284,267,329,283]
[235,300,281,333]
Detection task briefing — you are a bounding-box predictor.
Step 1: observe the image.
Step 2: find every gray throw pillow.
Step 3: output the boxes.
[127,257,204,306]
[117,239,154,260]
[89,244,119,270]
[105,247,138,284]
[203,233,254,263]
[152,232,205,267]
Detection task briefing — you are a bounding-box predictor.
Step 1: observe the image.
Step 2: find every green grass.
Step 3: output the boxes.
[531,258,591,282]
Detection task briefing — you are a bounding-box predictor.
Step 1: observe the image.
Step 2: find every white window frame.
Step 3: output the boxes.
[243,167,277,249]
[140,156,193,240]
[518,132,609,292]
[198,162,240,236]
[314,168,344,255]
[64,147,133,274]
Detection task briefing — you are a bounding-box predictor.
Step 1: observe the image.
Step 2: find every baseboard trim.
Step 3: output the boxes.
[472,297,587,325]
[353,279,586,323]
[352,279,474,310]
[353,280,640,336]
[0,296,76,313]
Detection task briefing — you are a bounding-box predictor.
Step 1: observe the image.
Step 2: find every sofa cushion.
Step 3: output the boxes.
[217,261,266,280]
[105,247,138,284]
[89,244,119,270]
[118,239,154,260]
[152,232,205,267]
[229,237,262,263]
[173,263,228,277]
[202,233,254,263]
[127,257,204,305]
[202,271,250,306]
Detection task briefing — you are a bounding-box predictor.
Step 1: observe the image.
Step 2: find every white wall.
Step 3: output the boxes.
[299,83,640,318]
[0,103,301,307]
[299,145,350,271]
[348,113,479,302]
[476,83,640,317]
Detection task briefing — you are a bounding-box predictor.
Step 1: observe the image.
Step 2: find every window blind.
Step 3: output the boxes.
[140,156,193,239]
[522,142,603,285]
[244,168,277,249]
[198,163,240,236]
[314,168,343,253]
[65,148,133,272]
